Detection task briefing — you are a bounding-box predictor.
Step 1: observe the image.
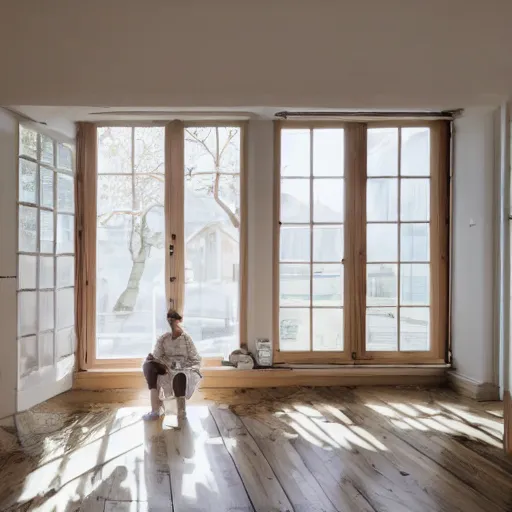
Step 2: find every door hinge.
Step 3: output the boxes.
[351,352,356,360]
[170,277,176,282]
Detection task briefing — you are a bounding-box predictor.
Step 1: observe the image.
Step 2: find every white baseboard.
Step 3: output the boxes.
[448,371,500,401]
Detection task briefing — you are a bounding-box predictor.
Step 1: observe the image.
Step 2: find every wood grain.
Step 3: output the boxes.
[505,390,511,454]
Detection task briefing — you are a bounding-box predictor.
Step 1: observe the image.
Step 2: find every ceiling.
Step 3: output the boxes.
[1,1,511,110]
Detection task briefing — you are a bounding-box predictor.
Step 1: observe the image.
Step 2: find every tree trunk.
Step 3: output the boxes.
[113,247,149,313]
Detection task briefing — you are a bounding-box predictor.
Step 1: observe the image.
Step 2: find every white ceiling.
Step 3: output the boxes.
[1,1,511,110]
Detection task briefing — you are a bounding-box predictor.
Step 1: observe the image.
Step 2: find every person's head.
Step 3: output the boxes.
[167,308,183,328]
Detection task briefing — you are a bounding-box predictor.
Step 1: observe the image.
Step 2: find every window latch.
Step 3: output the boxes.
[169,244,174,256]
[170,277,177,282]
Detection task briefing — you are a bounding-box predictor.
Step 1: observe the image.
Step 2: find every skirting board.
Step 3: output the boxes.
[74,366,447,391]
[505,390,511,455]
[448,371,500,401]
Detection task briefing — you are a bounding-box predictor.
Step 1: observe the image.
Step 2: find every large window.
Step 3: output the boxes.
[274,121,449,364]
[17,126,75,386]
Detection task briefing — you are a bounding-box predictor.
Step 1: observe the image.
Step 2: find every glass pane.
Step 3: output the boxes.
[134,127,165,173]
[19,159,37,204]
[367,178,397,222]
[313,226,343,262]
[183,127,241,358]
[40,166,54,209]
[367,264,397,307]
[39,331,54,367]
[57,173,74,213]
[366,307,397,351]
[313,264,343,306]
[97,127,132,174]
[97,175,133,216]
[281,129,310,177]
[19,205,38,252]
[39,256,54,289]
[401,179,430,221]
[400,264,430,305]
[18,291,37,336]
[57,144,74,171]
[56,288,74,329]
[19,255,37,290]
[401,224,429,262]
[56,327,75,359]
[313,179,344,222]
[41,135,54,166]
[280,264,310,307]
[280,226,310,262]
[313,309,343,351]
[367,128,398,177]
[57,214,74,254]
[19,126,38,160]
[19,335,38,377]
[57,256,74,288]
[367,224,397,262]
[400,307,430,351]
[279,308,310,351]
[313,129,344,177]
[281,179,309,223]
[39,290,54,331]
[40,210,54,254]
[401,128,430,176]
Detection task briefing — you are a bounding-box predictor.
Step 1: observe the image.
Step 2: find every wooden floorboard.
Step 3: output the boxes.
[0,387,509,512]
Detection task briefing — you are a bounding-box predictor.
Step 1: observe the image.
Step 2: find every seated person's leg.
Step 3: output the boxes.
[142,361,167,420]
[173,372,187,397]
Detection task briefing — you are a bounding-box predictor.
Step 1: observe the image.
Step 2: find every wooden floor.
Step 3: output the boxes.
[0,387,510,512]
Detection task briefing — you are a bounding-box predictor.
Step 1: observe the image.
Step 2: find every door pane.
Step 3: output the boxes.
[400,307,430,351]
[279,308,310,351]
[313,129,344,177]
[40,210,54,254]
[367,224,397,262]
[401,179,430,221]
[281,129,310,177]
[19,255,37,290]
[56,327,74,359]
[57,256,74,288]
[313,226,343,262]
[19,205,38,252]
[401,224,429,262]
[366,307,397,351]
[19,159,38,204]
[39,256,54,289]
[57,288,74,329]
[313,309,343,351]
[40,166,54,209]
[367,179,398,222]
[313,264,343,306]
[367,128,398,177]
[41,135,54,166]
[367,264,397,307]
[401,128,430,176]
[280,264,310,307]
[57,214,74,254]
[39,290,54,331]
[400,264,430,305]
[281,179,310,223]
[280,226,310,262]
[39,331,54,367]
[19,335,38,377]
[184,127,241,358]
[19,127,38,160]
[58,143,74,171]
[313,179,344,222]
[57,173,74,213]
[18,291,37,336]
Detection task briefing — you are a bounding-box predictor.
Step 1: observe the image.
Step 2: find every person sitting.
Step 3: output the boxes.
[142,309,202,421]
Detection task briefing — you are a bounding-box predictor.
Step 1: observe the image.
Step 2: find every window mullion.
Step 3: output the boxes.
[309,128,313,352]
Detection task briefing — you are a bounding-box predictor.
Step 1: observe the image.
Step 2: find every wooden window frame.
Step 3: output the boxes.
[273,120,449,365]
[79,121,248,370]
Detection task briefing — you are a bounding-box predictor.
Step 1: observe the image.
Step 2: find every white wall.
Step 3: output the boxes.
[452,108,499,385]
[0,109,18,418]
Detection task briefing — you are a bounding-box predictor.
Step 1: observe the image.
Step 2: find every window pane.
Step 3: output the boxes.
[367,128,398,177]
[366,307,397,351]
[97,175,133,216]
[134,127,165,173]
[57,173,74,213]
[39,290,54,331]
[281,129,310,177]
[40,166,54,209]
[280,264,310,307]
[19,255,37,290]
[400,307,430,351]
[97,127,132,174]
[313,226,343,262]
[40,210,54,254]
[313,309,343,351]
[279,308,310,351]
[57,288,74,329]
[19,205,38,252]
[313,264,343,306]
[56,327,74,359]
[367,178,397,222]
[367,224,397,262]
[39,331,54,367]
[280,226,310,262]
[19,335,38,377]
[19,126,38,160]
[18,291,37,336]
[39,256,54,289]
[313,129,344,177]
[57,143,74,171]
[367,264,397,307]
[57,214,74,253]
[401,224,429,262]
[57,256,74,288]
[401,179,430,221]
[401,128,430,176]
[400,264,430,305]
[41,135,54,166]
[19,159,37,204]
[313,179,344,222]
[281,179,310,223]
